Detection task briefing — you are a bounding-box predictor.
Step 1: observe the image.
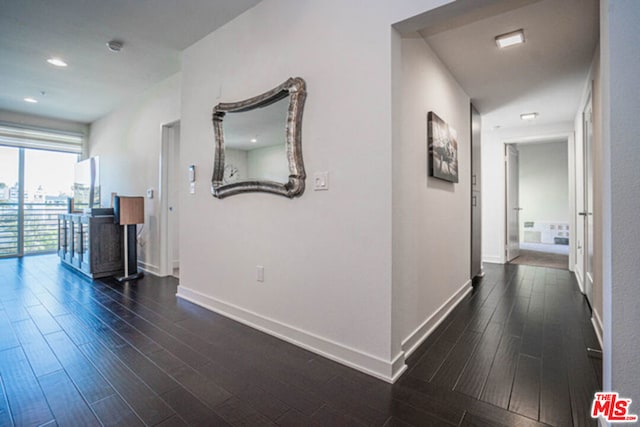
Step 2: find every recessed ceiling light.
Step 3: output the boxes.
[520,112,538,121]
[107,40,124,52]
[47,57,68,67]
[250,138,257,143]
[495,29,525,48]
[24,97,38,103]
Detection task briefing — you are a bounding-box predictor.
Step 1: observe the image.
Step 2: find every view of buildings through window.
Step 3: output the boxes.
[0,146,78,256]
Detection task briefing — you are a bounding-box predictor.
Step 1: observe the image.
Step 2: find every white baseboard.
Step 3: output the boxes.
[137,260,163,277]
[401,280,472,359]
[575,268,585,293]
[482,255,504,264]
[176,285,401,383]
[591,308,604,351]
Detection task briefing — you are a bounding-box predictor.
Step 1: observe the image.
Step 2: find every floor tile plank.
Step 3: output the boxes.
[91,394,145,427]
[0,346,54,426]
[0,256,602,427]
[38,369,101,426]
[78,340,175,425]
[509,354,541,420]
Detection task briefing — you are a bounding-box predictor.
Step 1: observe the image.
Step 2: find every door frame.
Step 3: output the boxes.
[502,133,576,269]
[505,143,520,262]
[159,120,180,277]
[580,89,594,304]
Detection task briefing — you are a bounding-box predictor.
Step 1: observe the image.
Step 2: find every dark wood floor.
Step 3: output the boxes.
[509,250,569,270]
[0,255,601,426]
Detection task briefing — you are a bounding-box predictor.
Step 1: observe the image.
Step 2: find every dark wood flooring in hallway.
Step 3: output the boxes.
[0,255,601,426]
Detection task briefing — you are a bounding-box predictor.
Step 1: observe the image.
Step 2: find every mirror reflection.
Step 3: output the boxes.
[222,97,289,184]
[211,77,306,199]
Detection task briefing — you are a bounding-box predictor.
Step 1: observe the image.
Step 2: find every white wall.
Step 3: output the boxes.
[88,73,181,275]
[601,0,640,406]
[391,34,472,360]
[481,122,573,264]
[517,141,569,231]
[177,0,450,381]
[247,144,288,182]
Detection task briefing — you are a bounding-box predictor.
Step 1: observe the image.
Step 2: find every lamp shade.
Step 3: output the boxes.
[115,196,144,225]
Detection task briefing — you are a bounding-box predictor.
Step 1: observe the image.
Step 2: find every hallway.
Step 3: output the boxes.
[0,256,600,426]
[509,249,569,270]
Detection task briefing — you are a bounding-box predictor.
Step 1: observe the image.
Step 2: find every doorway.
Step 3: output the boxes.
[577,91,594,305]
[160,121,180,278]
[0,146,78,257]
[505,144,520,262]
[505,140,571,270]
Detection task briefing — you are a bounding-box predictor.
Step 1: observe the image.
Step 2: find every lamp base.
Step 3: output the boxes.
[117,271,144,282]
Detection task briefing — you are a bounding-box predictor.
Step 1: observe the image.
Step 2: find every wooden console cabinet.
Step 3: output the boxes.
[58,211,124,279]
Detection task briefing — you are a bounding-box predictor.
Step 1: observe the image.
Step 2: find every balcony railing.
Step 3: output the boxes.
[0,202,68,256]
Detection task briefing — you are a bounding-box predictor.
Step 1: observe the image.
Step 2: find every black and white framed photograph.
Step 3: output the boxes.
[428,111,459,183]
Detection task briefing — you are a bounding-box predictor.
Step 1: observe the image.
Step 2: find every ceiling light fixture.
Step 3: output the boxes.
[520,112,538,121]
[47,57,68,67]
[107,40,124,52]
[250,138,257,143]
[495,29,525,48]
[24,97,38,103]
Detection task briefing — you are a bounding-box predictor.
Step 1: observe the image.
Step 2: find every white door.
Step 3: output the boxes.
[161,121,180,278]
[583,100,594,305]
[168,123,180,278]
[506,144,521,261]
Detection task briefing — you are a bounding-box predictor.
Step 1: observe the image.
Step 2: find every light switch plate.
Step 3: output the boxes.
[313,172,329,191]
[146,188,154,199]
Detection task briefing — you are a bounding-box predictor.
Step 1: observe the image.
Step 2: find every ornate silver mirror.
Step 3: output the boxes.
[211,77,307,198]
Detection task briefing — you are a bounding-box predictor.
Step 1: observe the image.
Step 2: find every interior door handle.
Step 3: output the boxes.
[578,212,592,216]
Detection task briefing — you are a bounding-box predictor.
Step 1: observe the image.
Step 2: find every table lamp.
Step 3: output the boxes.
[114,196,144,282]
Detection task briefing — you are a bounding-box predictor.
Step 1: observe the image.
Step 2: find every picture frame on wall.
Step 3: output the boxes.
[428,111,459,183]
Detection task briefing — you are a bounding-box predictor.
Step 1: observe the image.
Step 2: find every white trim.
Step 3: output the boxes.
[482,255,504,264]
[502,132,572,145]
[176,285,401,383]
[390,351,407,382]
[502,133,574,273]
[591,308,604,351]
[575,268,585,294]
[401,280,472,358]
[567,132,576,272]
[159,120,180,277]
[137,260,163,276]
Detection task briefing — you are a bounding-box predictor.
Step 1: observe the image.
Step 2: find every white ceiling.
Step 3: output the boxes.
[418,0,599,130]
[1,0,599,131]
[0,0,262,124]
[224,97,289,151]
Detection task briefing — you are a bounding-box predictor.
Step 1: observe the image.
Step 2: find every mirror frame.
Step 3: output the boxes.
[211,77,307,198]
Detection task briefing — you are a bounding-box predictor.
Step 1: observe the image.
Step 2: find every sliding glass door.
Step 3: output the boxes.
[0,146,21,256]
[0,146,77,257]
